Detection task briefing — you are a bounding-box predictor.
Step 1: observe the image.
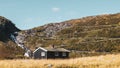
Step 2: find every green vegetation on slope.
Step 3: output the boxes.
[21,13,120,57]
[1,13,120,59]
[0,16,23,59]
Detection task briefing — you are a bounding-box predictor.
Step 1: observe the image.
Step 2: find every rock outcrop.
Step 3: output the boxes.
[0,16,20,42]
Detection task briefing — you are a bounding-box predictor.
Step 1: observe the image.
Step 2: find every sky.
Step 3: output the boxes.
[0,0,120,30]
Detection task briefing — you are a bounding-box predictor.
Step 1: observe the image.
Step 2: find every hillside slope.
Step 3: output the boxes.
[0,16,24,59]
[21,13,120,55]
[1,13,120,59]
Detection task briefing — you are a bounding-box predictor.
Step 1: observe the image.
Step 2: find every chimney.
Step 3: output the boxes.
[35,46,38,49]
[52,45,55,48]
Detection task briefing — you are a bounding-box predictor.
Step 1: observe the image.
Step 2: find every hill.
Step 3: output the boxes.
[1,13,120,59]
[0,16,23,59]
[22,13,120,52]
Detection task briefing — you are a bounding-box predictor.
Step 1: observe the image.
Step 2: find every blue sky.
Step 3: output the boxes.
[0,0,120,30]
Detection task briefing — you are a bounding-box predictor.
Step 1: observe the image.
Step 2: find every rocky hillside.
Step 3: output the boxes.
[1,13,120,59]
[0,16,23,59]
[21,13,120,54]
[0,16,20,42]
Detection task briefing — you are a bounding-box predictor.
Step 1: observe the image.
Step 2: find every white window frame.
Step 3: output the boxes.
[41,52,45,56]
[62,52,66,56]
[55,52,59,56]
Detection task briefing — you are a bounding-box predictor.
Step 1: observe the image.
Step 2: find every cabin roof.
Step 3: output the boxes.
[45,47,70,52]
[33,47,70,53]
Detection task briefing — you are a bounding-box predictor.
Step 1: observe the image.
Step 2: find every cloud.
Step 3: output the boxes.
[52,7,60,12]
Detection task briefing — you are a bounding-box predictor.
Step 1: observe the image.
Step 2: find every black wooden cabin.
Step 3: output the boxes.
[33,47,70,59]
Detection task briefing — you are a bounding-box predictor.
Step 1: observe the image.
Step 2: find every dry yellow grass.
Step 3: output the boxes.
[0,54,120,68]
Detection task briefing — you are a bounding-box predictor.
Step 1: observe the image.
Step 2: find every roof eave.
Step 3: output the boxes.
[33,47,47,53]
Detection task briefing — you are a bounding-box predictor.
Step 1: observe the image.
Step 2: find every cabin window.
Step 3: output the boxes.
[41,52,45,56]
[62,52,66,56]
[55,52,59,56]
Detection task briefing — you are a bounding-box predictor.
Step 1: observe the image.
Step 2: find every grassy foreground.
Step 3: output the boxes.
[0,54,120,68]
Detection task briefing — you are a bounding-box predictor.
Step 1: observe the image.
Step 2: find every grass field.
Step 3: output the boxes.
[0,54,120,68]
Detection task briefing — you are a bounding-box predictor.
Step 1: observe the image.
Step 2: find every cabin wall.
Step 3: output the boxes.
[33,49,47,59]
[47,51,69,59]
[33,48,70,59]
